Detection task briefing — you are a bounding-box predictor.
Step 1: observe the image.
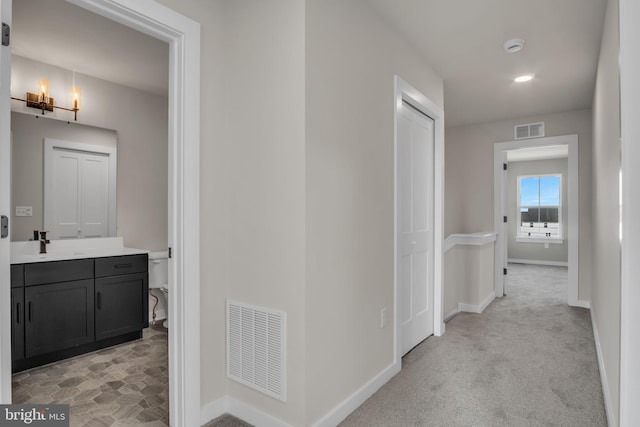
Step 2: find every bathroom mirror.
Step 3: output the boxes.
[11,111,118,242]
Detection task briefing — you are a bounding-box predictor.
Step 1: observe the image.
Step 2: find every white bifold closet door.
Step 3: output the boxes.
[398,100,435,356]
[46,148,110,240]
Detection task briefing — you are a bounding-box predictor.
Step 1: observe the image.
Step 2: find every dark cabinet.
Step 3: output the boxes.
[96,273,147,340]
[11,264,24,362]
[25,280,95,358]
[11,253,148,372]
[11,287,24,361]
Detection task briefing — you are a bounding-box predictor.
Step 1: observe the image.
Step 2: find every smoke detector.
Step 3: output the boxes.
[504,38,525,54]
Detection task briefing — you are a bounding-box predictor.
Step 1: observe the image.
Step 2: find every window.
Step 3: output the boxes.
[517,174,562,242]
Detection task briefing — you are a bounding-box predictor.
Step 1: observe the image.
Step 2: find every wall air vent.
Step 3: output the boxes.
[227,300,287,401]
[514,122,545,140]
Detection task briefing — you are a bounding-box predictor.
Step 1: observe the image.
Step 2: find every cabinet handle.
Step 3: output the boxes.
[28,302,32,322]
[16,302,20,324]
[97,292,102,309]
[115,264,132,269]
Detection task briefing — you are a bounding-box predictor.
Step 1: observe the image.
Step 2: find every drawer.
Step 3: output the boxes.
[11,264,24,287]
[95,254,148,278]
[25,259,94,286]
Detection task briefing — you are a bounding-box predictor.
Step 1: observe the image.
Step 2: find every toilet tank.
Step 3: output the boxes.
[148,251,168,289]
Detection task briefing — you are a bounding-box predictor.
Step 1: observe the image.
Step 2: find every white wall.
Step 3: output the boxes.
[591,0,621,423]
[156,0,307,424]
[507,158,569,263]
[306,0,443,423]
[445,109,593,300]
[10,55,168,251]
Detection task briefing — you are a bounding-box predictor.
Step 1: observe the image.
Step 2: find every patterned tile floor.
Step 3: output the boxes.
[12,324,168,426]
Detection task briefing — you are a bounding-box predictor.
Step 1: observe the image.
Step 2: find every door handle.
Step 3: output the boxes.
[16,302,20,324]
[28,302,32,322]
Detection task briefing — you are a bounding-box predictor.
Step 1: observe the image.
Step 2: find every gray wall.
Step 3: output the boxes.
[445,109,593,300]
[507,158,569,263]
[592,0,621,423]
[11,112,117,241]
[11,55,168,251]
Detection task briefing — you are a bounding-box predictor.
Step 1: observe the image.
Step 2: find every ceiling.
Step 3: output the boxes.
[11,0,169,97]
[369,0,608,127]
[11,1,607,126]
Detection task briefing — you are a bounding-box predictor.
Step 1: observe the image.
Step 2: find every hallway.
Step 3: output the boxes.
[340,264,607,426]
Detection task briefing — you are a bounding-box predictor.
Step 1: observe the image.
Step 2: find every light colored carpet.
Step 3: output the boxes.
[340,263,607,427]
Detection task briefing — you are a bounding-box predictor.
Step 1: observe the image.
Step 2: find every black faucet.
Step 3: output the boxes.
[39,231,50,254]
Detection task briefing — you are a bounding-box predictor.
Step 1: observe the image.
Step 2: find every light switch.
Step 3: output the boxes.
[16,206,33,217]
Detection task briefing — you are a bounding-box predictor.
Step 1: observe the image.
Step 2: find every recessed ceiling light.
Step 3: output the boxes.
[504,38,525,54]
[514,74,534,83]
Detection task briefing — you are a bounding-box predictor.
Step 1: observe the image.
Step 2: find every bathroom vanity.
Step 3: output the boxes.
[10,238,149,373]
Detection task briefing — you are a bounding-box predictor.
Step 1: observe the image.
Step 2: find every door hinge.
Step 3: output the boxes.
[503,163,508,171]
[168,247,172,259]
[503,268,508,275]
[1,215,7,238]
[503,216,507,223]
[2,23,10,47]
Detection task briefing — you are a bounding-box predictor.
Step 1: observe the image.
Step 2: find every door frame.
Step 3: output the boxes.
[493,134,584,307]
[0,1,202,426]
[393,76,445,367]
[0,0,13,404]
[619,0,640,422]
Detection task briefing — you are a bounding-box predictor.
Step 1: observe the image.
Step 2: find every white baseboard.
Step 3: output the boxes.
[201,395,293,427]
[443,308,459,323]
[573,299,591,309]
[311,361,400,427]
[590,306,617,427]
[458,292,495,314]
[200,362,400,427]
[508,258,569,267]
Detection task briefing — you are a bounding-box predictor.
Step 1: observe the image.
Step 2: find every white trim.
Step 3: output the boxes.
[43,138,117,239]
[494,135,579,307]
[60,1,201,426]
[443,308,459,323]
[201,396,293,427]
[620,0,640,425]
[507,258,568,267]
[310,362,400,427]
[515,237,563,244]
[393,75,445,374]
[200,362,401,427]
[444,232,496,252]
[0,0,12,404]
[458,292,495,314]
[590,307,616,427]
[574,300,591,310]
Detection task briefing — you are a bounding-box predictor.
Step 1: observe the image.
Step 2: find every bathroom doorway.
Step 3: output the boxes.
[0,0,201,425]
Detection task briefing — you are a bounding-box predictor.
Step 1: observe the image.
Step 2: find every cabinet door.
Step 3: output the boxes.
[25,279,95,358]
[95,273,148,341]
[11,288,24,362]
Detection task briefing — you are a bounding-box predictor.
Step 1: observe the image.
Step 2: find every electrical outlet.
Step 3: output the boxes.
[544,242,549,249]
[380,307,388,329]
[15,206,33,217]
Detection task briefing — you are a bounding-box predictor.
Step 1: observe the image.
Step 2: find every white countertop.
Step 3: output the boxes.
[11,237,149,264]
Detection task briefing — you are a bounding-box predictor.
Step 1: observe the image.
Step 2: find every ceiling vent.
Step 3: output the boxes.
[515,122,545,140]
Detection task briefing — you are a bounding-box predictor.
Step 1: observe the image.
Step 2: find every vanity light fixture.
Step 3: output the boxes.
[11,78,81,121]
[514,74,534,83]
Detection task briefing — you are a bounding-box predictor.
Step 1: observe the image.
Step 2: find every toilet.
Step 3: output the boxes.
[148,251,169,328]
